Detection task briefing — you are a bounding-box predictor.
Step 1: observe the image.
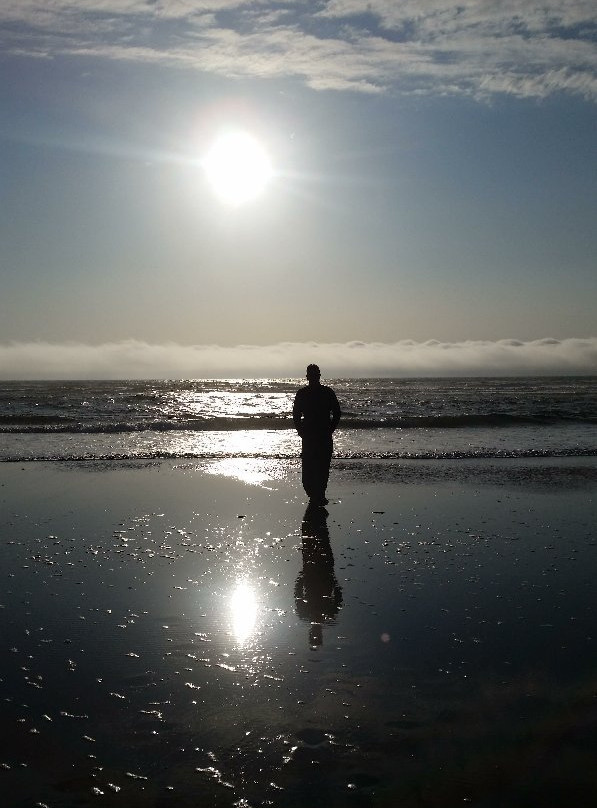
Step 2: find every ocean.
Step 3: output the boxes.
[1,376,596,462]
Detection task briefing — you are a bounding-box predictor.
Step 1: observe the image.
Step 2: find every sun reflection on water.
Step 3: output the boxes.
[206,457,287,486]
[166,429,297,464]
[163,387,292,419]
[230,582,258,644]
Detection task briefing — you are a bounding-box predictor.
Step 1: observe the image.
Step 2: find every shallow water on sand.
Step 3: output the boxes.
[1,459,597,806]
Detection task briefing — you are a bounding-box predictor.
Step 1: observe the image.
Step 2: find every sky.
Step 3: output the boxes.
[1,0,596,377]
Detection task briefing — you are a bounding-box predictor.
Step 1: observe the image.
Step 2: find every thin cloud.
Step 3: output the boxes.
[1,0,595,100]
[0,338,595,379]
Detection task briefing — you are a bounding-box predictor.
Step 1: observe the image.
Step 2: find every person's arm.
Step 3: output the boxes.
[292,392,304,436]
[330,390,341,432]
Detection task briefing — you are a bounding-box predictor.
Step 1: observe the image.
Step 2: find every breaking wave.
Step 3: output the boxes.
[2,412,596,433]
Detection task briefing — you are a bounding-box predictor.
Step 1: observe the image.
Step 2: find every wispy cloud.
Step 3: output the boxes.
[1,0,595,100]
[0,338,595,379]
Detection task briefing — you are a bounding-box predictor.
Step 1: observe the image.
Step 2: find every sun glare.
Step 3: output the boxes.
[203,131,273,205]
[230,582,258,643]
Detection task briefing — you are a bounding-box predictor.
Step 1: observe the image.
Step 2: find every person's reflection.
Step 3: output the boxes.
[294,505,343,647]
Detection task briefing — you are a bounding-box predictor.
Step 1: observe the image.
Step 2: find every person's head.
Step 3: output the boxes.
[306,364,321,384]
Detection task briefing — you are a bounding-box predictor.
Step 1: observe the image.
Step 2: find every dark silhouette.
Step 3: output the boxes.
[294,505,342,646]
[292,364,341,506]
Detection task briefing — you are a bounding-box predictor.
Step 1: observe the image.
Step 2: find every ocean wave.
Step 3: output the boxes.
[0,414,75,426]
[2,448,597,462]
[2,412,596,433]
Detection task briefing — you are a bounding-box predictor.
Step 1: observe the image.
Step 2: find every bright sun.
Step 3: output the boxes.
[203,131,273,205]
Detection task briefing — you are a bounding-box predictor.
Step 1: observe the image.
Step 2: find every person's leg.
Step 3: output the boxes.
[301,438,317,498]
[312,436,333,503]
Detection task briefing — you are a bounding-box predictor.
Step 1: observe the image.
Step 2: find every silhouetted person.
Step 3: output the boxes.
[294,505,342,647]
[292,364,341,506]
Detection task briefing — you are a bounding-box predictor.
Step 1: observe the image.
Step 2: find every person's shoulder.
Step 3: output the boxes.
[321,385,337,396]
[295,385,310,396]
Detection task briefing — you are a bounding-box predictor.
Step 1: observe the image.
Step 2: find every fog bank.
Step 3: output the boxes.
[0,338,596,379]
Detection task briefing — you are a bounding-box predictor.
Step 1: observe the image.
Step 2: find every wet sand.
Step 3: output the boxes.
[1,457,597,807]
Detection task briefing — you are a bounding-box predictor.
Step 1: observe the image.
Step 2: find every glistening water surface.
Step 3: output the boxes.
[1,459,597,807]
[2,377,596,462]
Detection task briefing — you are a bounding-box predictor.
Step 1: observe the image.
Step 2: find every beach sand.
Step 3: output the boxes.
[1,457,597,807]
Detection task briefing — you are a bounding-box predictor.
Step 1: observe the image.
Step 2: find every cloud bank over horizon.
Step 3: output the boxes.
[2,0,596,101]
[0,338,595,380]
